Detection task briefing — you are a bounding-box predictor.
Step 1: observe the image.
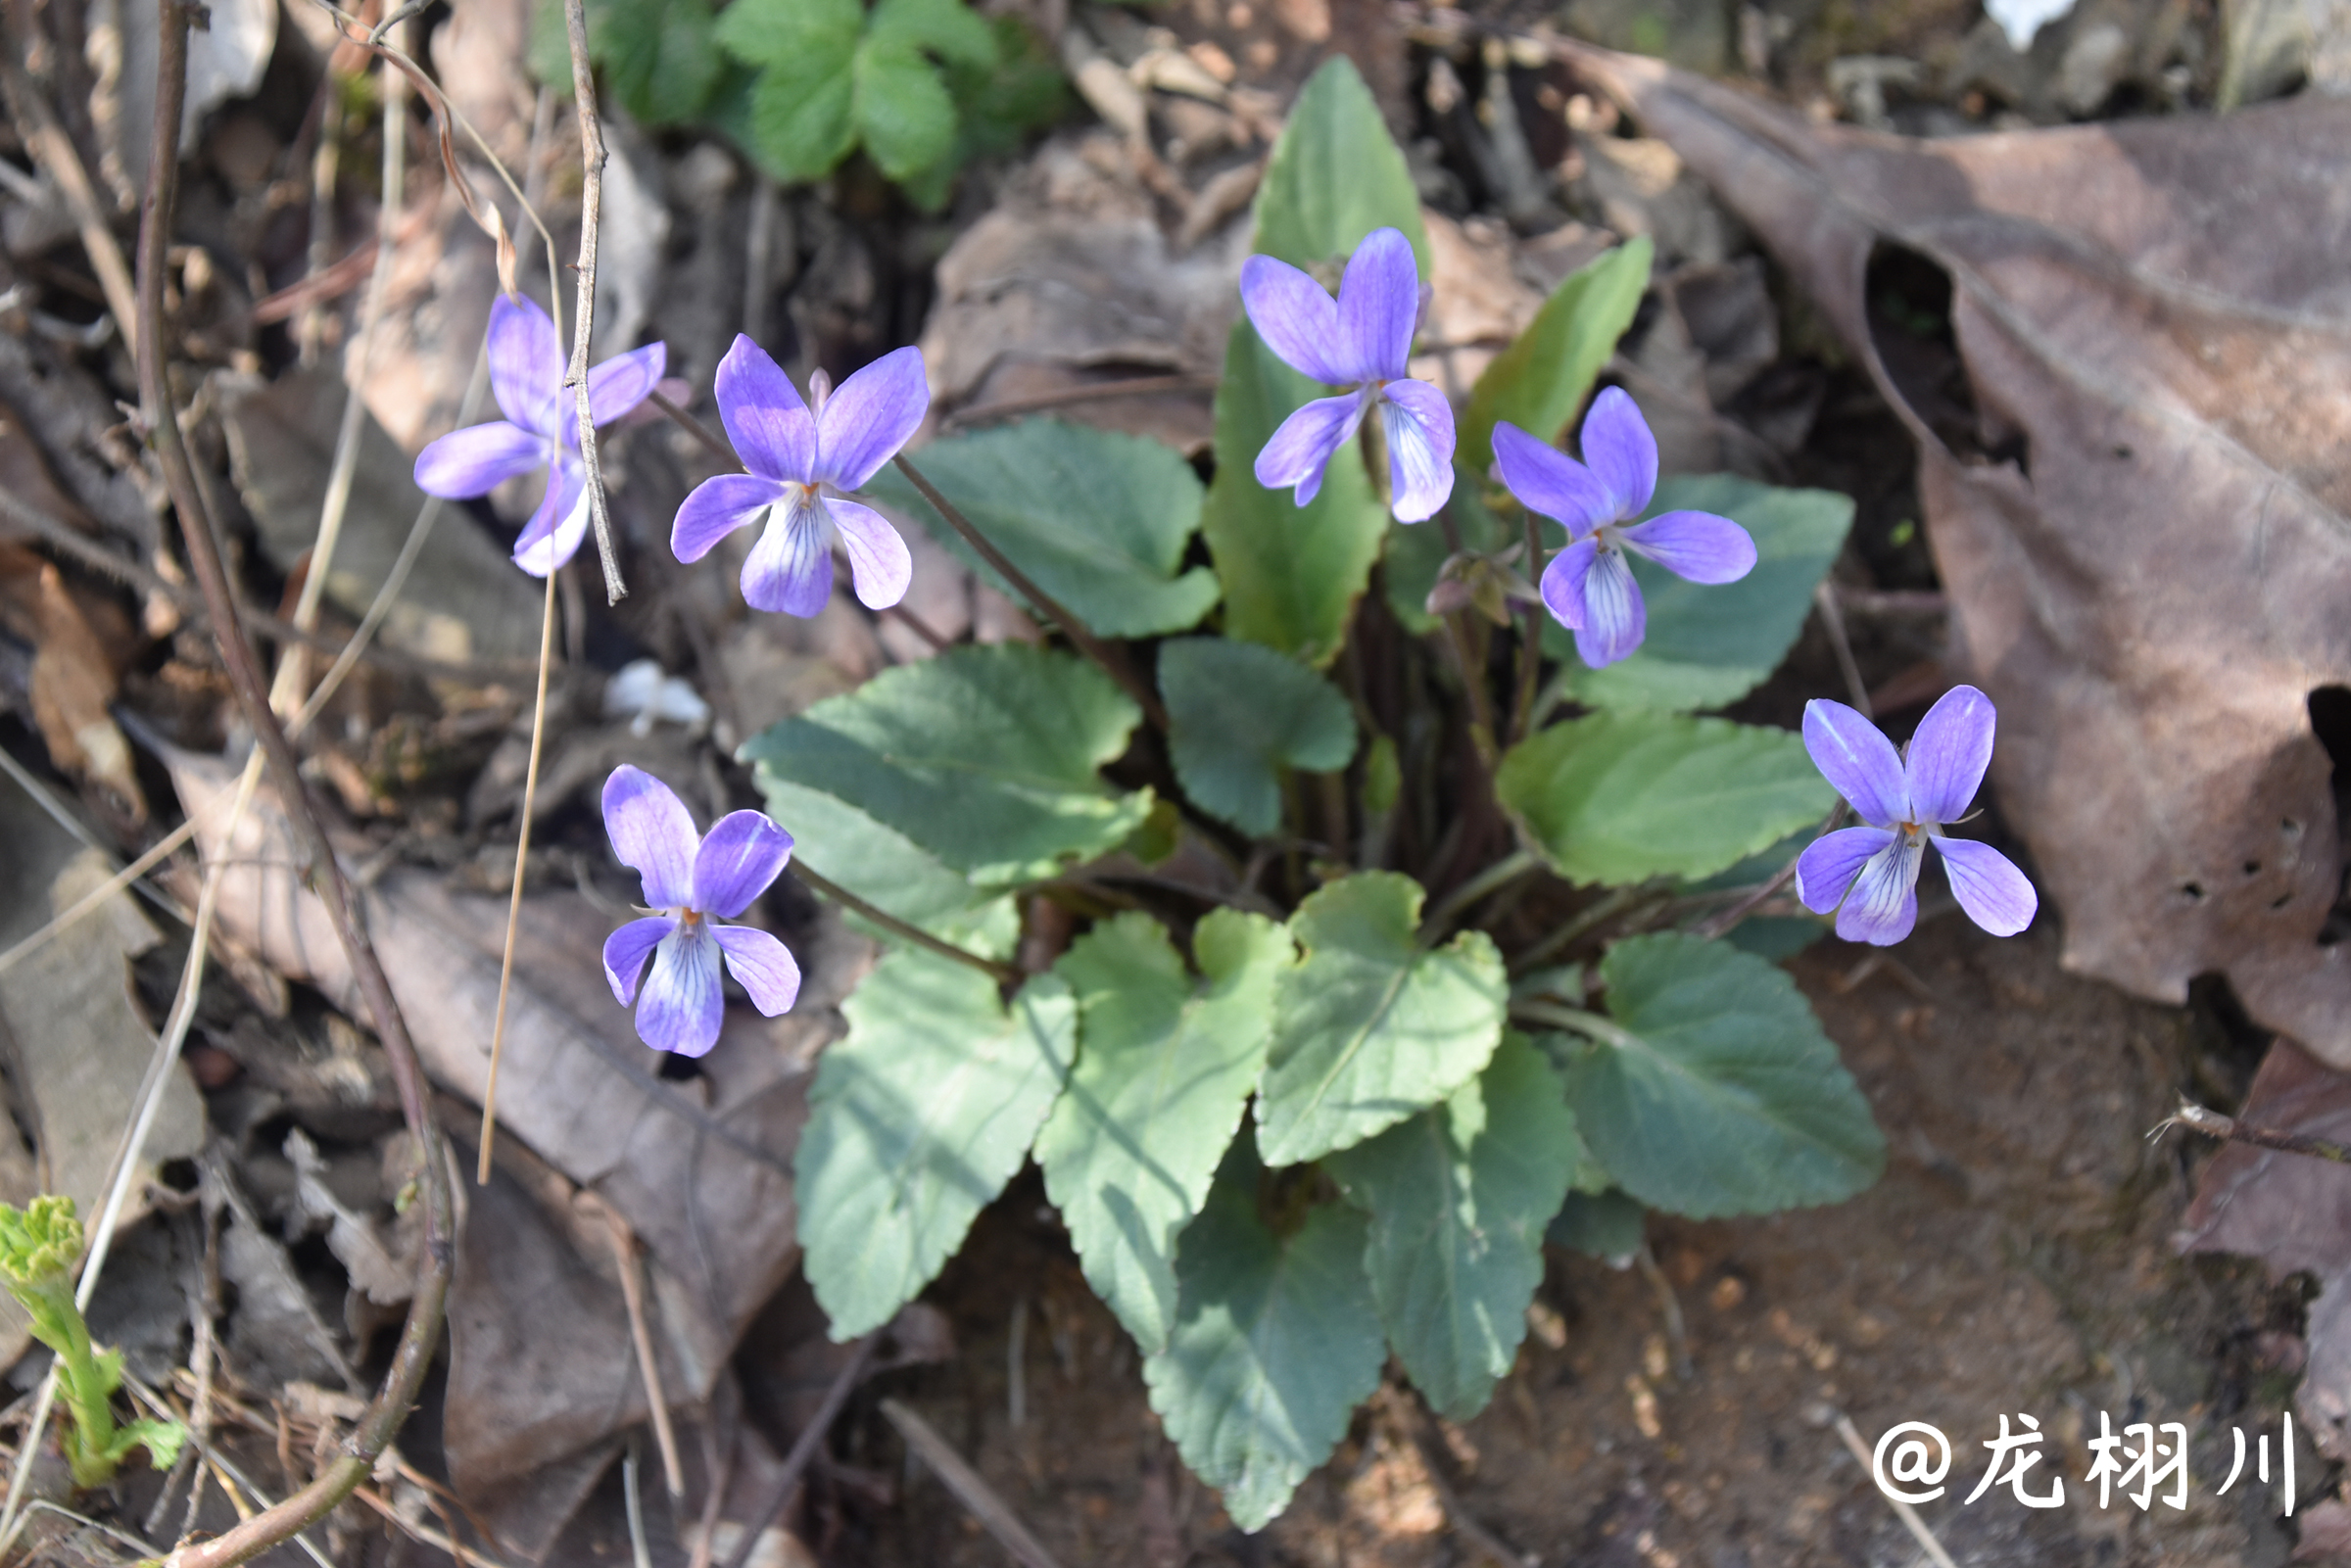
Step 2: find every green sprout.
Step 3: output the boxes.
[0,1197,185,1489]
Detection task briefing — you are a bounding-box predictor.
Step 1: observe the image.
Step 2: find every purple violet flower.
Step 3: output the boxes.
[1239,226,1456,522]
[411,295,666,577]
[1794,685,2039,946]
[670,335,925,616]
[600,765,801,1058]
[1492,390,1757,668]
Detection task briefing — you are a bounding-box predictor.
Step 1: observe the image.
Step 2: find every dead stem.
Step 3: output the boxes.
[479,568,559,1185]
[561,0,626,602]
[134,10,454,1565]
[2162,1101,2351,1164]
[719,1336,880,1568]
[601,1203,686,1498]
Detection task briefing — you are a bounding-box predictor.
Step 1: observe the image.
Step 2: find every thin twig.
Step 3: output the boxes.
[1814,580,1870,717]
[603,1204,685,1498]
[792,863,1019,984]
[0,18,140,352]
[880,1398,1067,1568]
[136,13,455,1565]
[2162,1101,2351,1164]
[718,1336,879,1568]
[1832,1413,1958,1568]
[478,568,558,1185]
[891,452,1170,732]
[624,1440,653,1568]
[560,0,625,602]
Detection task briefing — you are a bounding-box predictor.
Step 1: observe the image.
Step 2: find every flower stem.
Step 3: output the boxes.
[1509,998,1641,1051]
[1509,502,1546,744]
[891,453,1172,733]
[1421,849,1540,944]
[1443,610,1498,768]
[790,863,1020,985]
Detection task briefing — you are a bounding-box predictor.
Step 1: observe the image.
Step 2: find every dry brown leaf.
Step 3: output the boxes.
[166,748,818,1415]
[2177,1040,2351,1456]
[1557,43,2351,1062]
[0,547,145,825]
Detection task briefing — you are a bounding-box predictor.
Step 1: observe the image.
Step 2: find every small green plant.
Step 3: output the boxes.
[0,1197,186,1489]
[531,0,1066,209]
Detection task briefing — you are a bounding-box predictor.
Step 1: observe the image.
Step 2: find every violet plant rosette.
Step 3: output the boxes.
[600,765,802,1058]
[671,334,925,616]
[411,294,666,576]
[1492,389,1757,668]
[1239,225,1456,522]
[1794,685,2039,945]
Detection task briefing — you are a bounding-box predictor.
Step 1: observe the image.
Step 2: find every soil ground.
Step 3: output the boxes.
[824,917,2312,1568]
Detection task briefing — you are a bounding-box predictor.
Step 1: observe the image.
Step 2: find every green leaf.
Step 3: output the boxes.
[739,643,1150,886]
[1461,239,1653,474]
[529,0,730,123]
[796,953,1078,1337]
[115,1417,186,1472]
[744,70,857,182]
[1158,639,1357,836]
[853,34,959,181]
[1557,475,1856,712]
[1250,56,1427,271]
[867,420,1221,638]
[1495,711,1833,886]
[864,0,997,65]
[1199,322,1387,666]
[1326,1034,1579,1420]
[1036,912,1293,1353]
[1256,873,1508,1166]
[714,0,861,66]
[752,778,1016,957]
[1548,1189,1645,1259]
[1558,932,1884,1219]
[1143,1146,1386,1531]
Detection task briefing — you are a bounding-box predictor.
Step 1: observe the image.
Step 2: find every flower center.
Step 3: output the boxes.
[677,907,703,927]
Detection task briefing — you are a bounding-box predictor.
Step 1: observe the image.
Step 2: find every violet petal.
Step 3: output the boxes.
[1617,509,1757,585]
[586,341,668,426]
[1492,421,1612,539]
[1801,699,1910,829]
[1572,547,1648,668]
[602,916,676,1006]
[488,294,563,434]
[1904,684,1997,826]
[673,473,785,563]
[823,497,913,609]
[1794,826,1895,916]
[1379,379,1455,522]
[511,457,589,577]
[635,926,725,1057]
[1539,536,1598,631]
[602,765,700,909]
[693,810,794,919]
[412,421,544,499]
[1255,393,1365,507]
[1576,387,1658,520]
[741,491,835,616]
[1336,227,1418,383]
[1835,836,1923,945]
[713,925,801,1016]
[1239,254,1347,384]
[1935,835,2037,936]
[815,345,930,491]
[714,333,817,484]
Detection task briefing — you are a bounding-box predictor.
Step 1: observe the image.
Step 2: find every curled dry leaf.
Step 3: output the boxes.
[0,548,146,826]
[1555,43,2351,1062]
